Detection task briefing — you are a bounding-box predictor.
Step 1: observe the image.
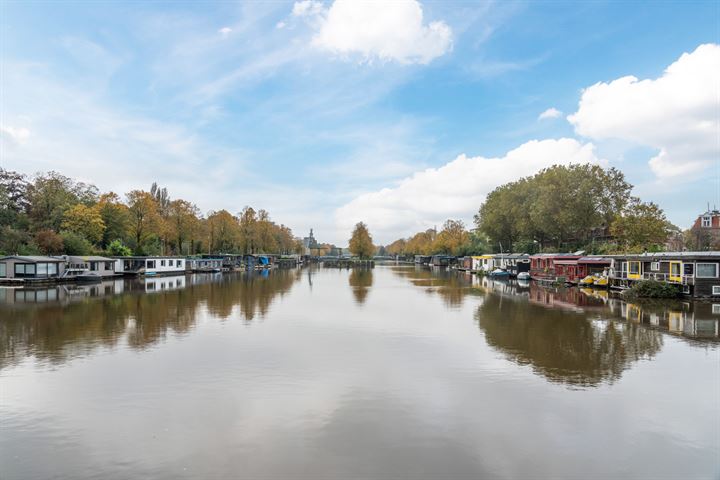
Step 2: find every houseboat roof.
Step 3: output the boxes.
[471,255,494,259]
[61,255,114,262]
[0,255,63,263]
[112,256,186,260]
[615,251,720,260]
[529,253,583,259]
[578,256,612,264]
[493,253,530,259]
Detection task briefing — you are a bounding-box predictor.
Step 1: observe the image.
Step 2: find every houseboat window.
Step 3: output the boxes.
[702,216,711,227]
[670,263,681,276]
[177,260,182,267]
[15,263,35,275]
[37,263,48,276]
[712,304,720,313]
[48,263,57,275]
[696,263,719,278]
[161,260,166,267]
[0,263,5,277]
[147,260,156,269]
[105,262,114,270]
[684,263,694,276]
[650,262,660,271]
[713,287,720,296]
[629,262,640,274]
[90,262,98,271]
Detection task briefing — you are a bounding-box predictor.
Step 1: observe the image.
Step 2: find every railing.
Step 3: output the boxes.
[611,272,694,285]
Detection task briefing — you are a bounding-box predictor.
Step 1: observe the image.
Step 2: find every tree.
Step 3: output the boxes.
[35,230,64,254]
[107,239,132,256]
[433,219,469,255]
[126,190,161,252]
[61,231,93,255]
[611,199,675,252]
[385,238,407,256]
[61,204,105,244]
[168,199,200,255]
[206,210,240,253]
[238,206,259,254]
[0,168,30,228]
[349,222,375,259]
[97,192,129,248]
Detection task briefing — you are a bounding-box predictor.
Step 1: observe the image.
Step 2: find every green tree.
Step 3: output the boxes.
[97,193,129,248]
[349,222,375,259]
[107,239,132,256]
[126,190,161,252]
[27,171,98,232]
[61,204,106,244]
[206,210,240,253]
[61,231,93,255]
[611,199,675,252]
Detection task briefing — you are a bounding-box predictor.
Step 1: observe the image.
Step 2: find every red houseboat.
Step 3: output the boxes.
[529,254,582,282]
[553,256,612,284]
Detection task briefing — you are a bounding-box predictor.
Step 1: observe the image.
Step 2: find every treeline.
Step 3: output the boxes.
[0,169,303,256]
[383,164,677,256]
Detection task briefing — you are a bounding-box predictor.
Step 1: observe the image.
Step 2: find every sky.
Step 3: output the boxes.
[1,0,719,246]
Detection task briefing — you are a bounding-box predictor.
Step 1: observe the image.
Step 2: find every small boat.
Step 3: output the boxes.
[489,268,510,278]
[516,271,531,280]
[579,275,595,286]
[75,272,102,283]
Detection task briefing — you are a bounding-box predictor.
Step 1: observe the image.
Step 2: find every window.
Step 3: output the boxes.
[629,262,640,274]
[106,262,114,270]
[713,286,720,296]
[90,262,98,271]
[177,260,182,267]
[161,260,166,267]
[696,263,719,278]
[37,263,48,276]
[650,262,660,271]
[702,216,711,228]
[147,260,156,269]
[684,263,694,276]
[0,263,5,277]
[15,263,36,276]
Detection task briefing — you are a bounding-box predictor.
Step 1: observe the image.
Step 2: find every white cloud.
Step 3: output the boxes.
[218,26,232,36]
[538,107,562,120]
[298,0,452,65]
[568,43,720,180]
[335,138,602,244]
[276,21,286,29]
[0,125,31,146]
[292,0,324,18]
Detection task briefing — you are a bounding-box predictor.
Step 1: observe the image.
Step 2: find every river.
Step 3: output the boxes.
[1,265,718,479]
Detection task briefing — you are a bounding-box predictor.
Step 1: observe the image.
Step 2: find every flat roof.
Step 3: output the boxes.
[0,255,63,262]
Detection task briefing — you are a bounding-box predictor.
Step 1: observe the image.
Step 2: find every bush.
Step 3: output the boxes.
[623,280,682,299]
[61,231,93,255]
[107,239,132,256]
[36,229,64,254]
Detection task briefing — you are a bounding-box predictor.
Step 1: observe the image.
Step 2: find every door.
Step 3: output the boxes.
[669,261,682,283]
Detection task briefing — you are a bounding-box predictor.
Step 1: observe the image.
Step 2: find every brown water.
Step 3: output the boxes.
[1,265,718,479]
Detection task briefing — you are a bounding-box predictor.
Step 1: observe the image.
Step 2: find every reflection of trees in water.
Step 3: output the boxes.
[0,269,301,369]
[476,294,663,387]
[390,266,474,307]
[349,269,373,305]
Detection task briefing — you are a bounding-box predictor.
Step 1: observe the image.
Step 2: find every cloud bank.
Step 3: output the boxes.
[336,138,602,243]
[295,0,453,64]
[568,43,720,180]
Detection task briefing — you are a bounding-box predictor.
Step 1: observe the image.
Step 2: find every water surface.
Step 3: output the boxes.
[1,266,718,479]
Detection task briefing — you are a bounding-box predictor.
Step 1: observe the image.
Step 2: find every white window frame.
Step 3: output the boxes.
[713,286,720,296]
[702,216,712,227]
[713,303,720,313]
[696,263,719,279]
[650,262,660,271]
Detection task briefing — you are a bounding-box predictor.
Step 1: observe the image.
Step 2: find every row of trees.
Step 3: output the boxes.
[0,169,304,256]
[383,164,678,256]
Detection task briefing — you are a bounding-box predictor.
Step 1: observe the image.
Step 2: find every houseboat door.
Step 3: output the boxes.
[669,261,682,283]
[628,261,642,280]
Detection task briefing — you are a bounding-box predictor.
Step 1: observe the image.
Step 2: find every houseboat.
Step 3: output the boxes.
[0,256,65,282]
[114,256,187,276]
[552,256,611,284]
[494,254,531,277]
[529,253,582,282]
[186,257,223,273]
[430,255,456,267]
[57,255,117,278]
[609,252,720,298]
[471,255,496,274]
[414,255,431,265]
[458,256,473,272]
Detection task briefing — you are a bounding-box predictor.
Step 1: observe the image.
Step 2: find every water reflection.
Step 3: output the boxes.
[0,270,302,370]
[348,269,373,305]
[476,294,663,386]
[390,265,474,307]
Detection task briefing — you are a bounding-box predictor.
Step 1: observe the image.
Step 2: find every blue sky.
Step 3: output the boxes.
[1,0,718,245]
